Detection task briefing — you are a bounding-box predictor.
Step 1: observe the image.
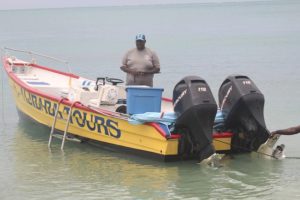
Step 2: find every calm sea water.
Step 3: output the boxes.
[1,1,300,199]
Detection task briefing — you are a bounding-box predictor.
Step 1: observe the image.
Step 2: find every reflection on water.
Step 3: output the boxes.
[1,118,297,199]
[11,119,180,199]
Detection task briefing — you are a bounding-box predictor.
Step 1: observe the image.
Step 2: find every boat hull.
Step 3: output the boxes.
[9,77,181,159]
[4,56,232,162]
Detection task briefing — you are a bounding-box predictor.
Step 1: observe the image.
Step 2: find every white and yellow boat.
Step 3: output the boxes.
[2,48,271,162]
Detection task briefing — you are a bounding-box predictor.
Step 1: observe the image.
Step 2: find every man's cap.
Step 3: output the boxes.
[135,34,146,41]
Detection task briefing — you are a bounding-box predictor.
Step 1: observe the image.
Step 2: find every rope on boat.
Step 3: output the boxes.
[214,138,300,160]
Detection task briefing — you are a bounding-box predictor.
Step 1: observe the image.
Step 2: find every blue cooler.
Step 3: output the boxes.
[126,86,164,114]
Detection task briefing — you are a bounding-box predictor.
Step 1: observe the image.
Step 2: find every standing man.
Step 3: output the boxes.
[120,34,160,87]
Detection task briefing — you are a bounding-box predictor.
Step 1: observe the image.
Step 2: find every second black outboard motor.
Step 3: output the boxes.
[173,76,217,161]
[218,75,270,152]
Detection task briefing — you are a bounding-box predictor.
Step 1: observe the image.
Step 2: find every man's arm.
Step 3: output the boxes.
[147,50,161,74]
[121,50,139,75]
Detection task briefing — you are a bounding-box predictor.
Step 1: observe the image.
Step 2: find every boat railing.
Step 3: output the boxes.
[2,47,71,73]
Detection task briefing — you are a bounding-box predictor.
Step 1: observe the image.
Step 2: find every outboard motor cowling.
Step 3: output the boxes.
[173,76,217,161]
[218,75,270,152]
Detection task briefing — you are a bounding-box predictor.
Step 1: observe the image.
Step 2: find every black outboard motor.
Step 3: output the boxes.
[218,75,270,152]
[173,76,217,161]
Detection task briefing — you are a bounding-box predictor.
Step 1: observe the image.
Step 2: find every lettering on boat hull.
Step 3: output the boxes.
[17,86,121,138]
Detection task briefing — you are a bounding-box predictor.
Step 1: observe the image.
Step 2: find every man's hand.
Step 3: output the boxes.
[120,66,139,75]
[120,66,159,75]
[120,66,132,73]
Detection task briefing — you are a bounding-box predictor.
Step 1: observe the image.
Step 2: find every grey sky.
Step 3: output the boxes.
[0,0,264,10]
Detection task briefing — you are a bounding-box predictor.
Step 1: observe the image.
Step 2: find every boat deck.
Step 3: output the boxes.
[17,74,69,98]
[15,73,174,114]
